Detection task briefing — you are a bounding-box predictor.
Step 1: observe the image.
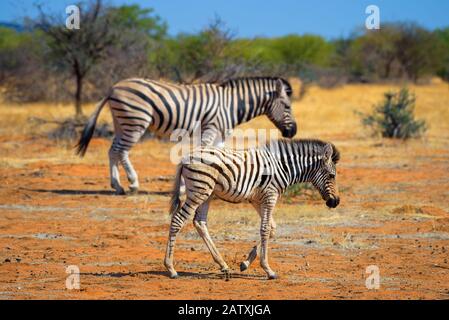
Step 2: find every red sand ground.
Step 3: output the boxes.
[0,135,448,299]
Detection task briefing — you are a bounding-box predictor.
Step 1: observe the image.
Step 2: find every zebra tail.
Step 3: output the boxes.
[75,92,111,157]
[169,163,183,217]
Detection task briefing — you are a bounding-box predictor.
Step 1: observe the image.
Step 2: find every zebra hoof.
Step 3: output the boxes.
[115,188,126,195]
[128,187,139,195]
[169,273,179,279]
[221,269,231,281]
[240,261,249,272]
[268,273,278,280]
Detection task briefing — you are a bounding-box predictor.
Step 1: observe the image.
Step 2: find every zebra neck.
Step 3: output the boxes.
[271,148,321,187]
[222,85,271,128]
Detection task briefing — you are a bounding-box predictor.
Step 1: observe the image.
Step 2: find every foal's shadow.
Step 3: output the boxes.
[81,270,266,280]
[20,187,171,197]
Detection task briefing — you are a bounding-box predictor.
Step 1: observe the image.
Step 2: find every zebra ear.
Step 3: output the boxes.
[276,79,285,97]
[323,143,333,162]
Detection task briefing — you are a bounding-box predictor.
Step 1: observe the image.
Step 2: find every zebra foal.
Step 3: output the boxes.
[165,139,340,280]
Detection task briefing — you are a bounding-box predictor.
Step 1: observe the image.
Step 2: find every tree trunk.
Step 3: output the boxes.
[384,60,392,79]
[74,68,84,119]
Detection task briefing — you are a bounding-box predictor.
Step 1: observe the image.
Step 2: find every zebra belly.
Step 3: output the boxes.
[213,173,260,203]
[148,122,198,139]
[147,108,213,140]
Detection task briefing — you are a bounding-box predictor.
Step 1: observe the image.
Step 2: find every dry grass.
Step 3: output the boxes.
[238,80,449,140]
[2,81,448,139]
[0,101,111,137]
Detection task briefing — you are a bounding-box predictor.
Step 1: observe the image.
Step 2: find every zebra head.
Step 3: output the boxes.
[311,143,340,208]
[266,79,297,138]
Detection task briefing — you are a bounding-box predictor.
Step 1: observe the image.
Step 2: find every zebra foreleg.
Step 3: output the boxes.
[240,218,276,272]
[193,199,230,278]
[259,196,278,280]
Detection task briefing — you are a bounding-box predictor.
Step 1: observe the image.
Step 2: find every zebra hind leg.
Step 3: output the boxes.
[193,199,230,280]
[119,150,139,194]
[109,146,125,195]
[164,197,204,279]
[109,137,140,195]
[113,125,150,195]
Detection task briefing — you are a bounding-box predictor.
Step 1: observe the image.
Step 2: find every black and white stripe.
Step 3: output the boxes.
[76,77,297,195]
[165,139,340,279]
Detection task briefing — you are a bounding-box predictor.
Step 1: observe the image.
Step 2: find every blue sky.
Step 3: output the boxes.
[1,0,448,39]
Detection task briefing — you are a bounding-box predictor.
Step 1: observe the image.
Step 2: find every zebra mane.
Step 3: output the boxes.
[267,139,340,164]
[218,77,292,97]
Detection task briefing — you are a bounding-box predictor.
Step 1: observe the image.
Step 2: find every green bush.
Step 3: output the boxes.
[361,88,427,139]
[283,183,321,202]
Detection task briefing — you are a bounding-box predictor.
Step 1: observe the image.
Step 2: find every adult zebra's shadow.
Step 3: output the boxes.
[20,187,171,196]
[80,270,266,281]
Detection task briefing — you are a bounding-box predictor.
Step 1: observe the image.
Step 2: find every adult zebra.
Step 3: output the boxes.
[76,77,297,195]
[165,139,340,280]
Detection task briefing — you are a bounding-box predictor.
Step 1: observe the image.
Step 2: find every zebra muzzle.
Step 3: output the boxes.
[281,123,297,138]
[326,196,340,208]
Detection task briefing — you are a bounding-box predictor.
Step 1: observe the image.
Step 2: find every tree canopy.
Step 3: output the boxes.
[0,1,447,111]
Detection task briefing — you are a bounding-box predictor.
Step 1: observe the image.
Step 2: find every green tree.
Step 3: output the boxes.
[346,23,442,82]
[106,4,166,40]
[0,28,35,82]
[229,38,282,65]
[395,23,441,82]
[349,26,402,80]
[227,35,334,74]
[272,34,334,67]
[153,17,234,83]
[0,27,49,101]
[434,27,449,81]
[36,0,166,117]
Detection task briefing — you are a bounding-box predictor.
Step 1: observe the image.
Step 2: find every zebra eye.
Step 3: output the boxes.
[329,173,336,179]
